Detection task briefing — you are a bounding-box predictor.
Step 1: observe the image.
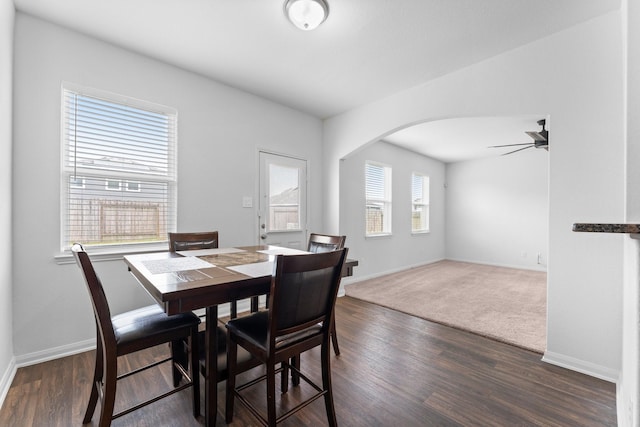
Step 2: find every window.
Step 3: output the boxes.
[105,179,122,191]
[411,173,430,233]
[268,163,301,231]
[126,181,141,192]
[365,162,392,235]
[70,176,85,189]
[61,84,177,250]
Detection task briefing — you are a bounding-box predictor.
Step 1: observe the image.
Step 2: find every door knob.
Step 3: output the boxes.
[260,234,267,240]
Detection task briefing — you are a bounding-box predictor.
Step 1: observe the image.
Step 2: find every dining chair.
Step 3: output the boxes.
[168,231,263,411]
[168,230,219,252]
[169,231,245,319]
[71,243,200,427]
[308,233,346,356]
[307,233,346,254]
[225,248,348,426]
[267,233,347,389]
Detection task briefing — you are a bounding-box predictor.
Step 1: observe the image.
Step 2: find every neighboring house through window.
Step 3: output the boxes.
[411,173,430,233]
[61,83,177,250]
[365,161,392,236]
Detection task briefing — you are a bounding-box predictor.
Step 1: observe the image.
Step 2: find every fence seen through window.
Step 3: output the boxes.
[62,86,177,249]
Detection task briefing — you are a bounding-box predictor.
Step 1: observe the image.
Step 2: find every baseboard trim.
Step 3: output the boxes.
[14,338,96,369]
[342,257,445,286]
[0,357,17,410]
[446,257,547,272]
[2,339,98,410]
[542,350,619,383]
[9,300,262,371]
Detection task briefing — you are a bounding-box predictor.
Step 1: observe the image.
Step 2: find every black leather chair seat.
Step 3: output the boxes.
[226,311,323,351]
[196,325,260,380]
[113,305,200,355]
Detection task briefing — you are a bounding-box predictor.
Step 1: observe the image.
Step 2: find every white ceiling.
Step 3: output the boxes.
[384,116,548,163]
[13,0,619,162]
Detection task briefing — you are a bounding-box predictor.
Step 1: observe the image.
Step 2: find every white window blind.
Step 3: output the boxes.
[61,85,177,250]
[411,173,430,233]
[365,162,392,236]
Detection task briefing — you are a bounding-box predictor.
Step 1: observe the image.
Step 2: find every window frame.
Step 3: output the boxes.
[411,172,430,234]
[365,161,392,237]
[105,179,122,191]
[266,162,302,233]
[60,83,178,254]
[70,176,85,189]
[125,181,142,192]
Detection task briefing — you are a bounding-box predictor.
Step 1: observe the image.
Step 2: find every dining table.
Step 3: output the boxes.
[123,244,357,427]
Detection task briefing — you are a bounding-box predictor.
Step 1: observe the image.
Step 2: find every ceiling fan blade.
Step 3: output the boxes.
[534,140,549,149]
[501,145,534,156]
[488,142,532,148]
[526,130,548,141]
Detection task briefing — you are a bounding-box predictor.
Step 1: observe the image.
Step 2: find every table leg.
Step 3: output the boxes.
[205,305,218,427]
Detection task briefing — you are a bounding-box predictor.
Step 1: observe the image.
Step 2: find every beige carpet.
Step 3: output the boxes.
[345,260,546,354]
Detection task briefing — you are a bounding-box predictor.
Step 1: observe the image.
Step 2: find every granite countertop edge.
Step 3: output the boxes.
[572,223,640,234]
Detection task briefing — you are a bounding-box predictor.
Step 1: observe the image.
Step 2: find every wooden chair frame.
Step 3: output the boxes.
[169,231,259,318]
[168,231,263,406]
[72,243,200,426]
[307,233,346,356]
[168,231,219,253]
[225,249,347,426]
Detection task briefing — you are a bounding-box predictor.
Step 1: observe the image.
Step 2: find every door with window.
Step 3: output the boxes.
[258,151,307,249]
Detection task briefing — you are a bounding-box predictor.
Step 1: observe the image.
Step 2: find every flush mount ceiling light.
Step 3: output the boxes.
[284,0,329,31]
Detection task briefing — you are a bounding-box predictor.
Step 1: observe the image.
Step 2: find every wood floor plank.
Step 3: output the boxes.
[34,357,73,427]
[0,297,617,426]
[0,379,41,426]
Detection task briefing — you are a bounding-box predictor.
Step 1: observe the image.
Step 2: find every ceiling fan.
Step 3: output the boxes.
[489,119,549,155]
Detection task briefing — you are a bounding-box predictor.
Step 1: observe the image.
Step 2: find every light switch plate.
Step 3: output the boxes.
[242,196,253,208]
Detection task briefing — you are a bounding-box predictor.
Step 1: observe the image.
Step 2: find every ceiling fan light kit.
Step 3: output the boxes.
[489,119,549,156]
[284,0,329,31]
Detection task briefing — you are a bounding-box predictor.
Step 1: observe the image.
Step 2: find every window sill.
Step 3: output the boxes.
[55,243,168,265]
[411,230,430,235]
[365,233,392,239]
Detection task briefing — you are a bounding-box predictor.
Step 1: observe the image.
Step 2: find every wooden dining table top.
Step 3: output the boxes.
[124,245,358,314]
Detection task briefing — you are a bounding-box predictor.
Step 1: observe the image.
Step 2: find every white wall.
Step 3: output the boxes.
[0,0,15,406]
[11,14,324,361]
[446,148,548,271]
[325,11,624,380]
[340,141,445,280]
[621,0,640,425]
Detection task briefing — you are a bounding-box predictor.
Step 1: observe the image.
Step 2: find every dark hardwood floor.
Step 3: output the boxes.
[0,297,616,426]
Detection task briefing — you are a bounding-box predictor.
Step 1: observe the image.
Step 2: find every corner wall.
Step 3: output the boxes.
[325,11,624,379]
[0,0,15,407]
[11,13,324,361]
[340,141,446,280]
[445,148,548,271]
[621,0,640,424]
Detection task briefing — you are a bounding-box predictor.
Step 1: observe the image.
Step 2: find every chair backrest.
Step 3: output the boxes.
[168,231,219,252]
[71,243,117,347]
[268,249,348,342]
[307,233,346,253]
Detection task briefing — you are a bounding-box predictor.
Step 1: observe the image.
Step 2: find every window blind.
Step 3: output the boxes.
[411,173,429,232]
[365,163,387,200]
[411,173,424,203]
[365,162,392,235]
[61,86,177,250]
